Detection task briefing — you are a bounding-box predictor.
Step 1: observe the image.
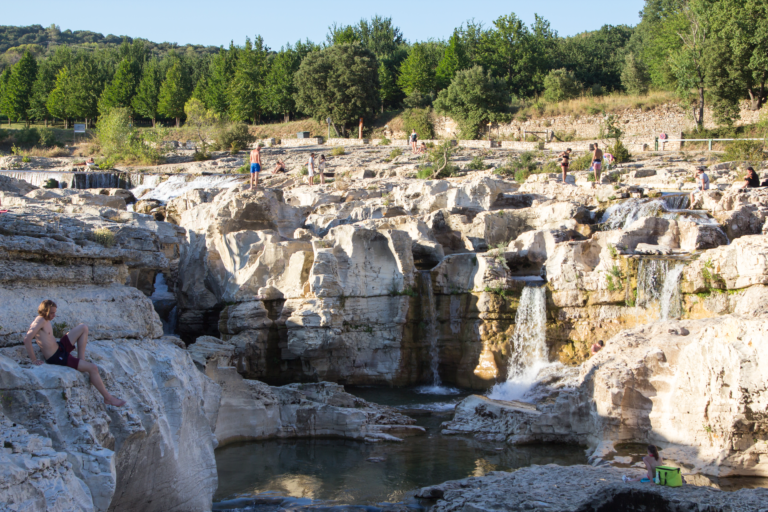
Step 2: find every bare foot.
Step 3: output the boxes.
[105,396,126,407]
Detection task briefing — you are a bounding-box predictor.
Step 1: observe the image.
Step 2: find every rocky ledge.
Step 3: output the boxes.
[417,464,768,512]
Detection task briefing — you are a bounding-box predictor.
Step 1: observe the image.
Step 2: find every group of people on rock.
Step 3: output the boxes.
[247,145,330,190]
[689,165,766,208]
[558,143,615,186]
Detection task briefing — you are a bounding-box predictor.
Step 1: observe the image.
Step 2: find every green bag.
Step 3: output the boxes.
[655,466,683,487]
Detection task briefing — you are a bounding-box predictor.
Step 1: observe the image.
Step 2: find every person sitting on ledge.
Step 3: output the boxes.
[740,167,760,189]
[272,159,288,174]
[590,340,604,356]
[624,445,663,483]
[22,300,126,407]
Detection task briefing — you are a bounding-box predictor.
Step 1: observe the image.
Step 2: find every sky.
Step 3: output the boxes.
[3,0,646,49]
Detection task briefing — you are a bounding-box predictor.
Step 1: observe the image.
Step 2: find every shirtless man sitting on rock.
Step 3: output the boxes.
[22,300,126,407]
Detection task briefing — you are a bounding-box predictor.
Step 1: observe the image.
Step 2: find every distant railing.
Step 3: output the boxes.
[656,137,765,151]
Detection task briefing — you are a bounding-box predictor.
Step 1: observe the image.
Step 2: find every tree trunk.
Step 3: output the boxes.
[45,116,48,128]
[696,87,705,129]
[284,113,290,122]
[65,118,69,129]
[152,117,156,128]
[176,117,180,127]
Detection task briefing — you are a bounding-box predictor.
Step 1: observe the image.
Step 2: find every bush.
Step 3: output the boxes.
[21,156,31,163]
[300,166,308,176]
[543,69,582,103]
[331,146,345,156]
[402,107,435,140]
[43,178,59,189]
[608,139,631,163]
[467,155,487,170]
[91,227,116,248]
[192,151,209,161]
[421,141,457,178]
[379,137,391,145]
[235,163,250,174]
[96,157,117,170]
[417,167,435,179]
[214,122,255,152]
[494,151,539,181]
[52,322,69,339]
[96,108,164,165]
[587,172,595,182]
[385,148,403,162]
[722,140,765,165]
[37,128,58,147]
[569,152,594,171]
[13,127,41,147]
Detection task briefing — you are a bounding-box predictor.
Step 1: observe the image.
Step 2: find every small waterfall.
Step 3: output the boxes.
[636,258,686,320]
[165,307,179,336]
[132,175,241,202]
[488,285,549,402]
[637,258,668,308]
[420,270,441,387]
[659,262,685,320]
[0,170,133,189]
[662,194,689,210]
[600,198,664,230]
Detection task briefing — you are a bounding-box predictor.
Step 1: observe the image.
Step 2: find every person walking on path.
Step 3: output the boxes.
[22,300,126,407]
[592,143,603,184]
[559,148,572,185]
[410,129,418,154]
[307,153,316,186]
[689,167,710,208]
[249,146,262,190]
[318,154,327,185]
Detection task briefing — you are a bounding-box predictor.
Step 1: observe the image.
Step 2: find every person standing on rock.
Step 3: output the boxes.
[591,143,603,184]
[249,145,262,190]
[559,148,572,185]
[410,129,418,154]
[318,154,327,185]
[689,167,710,208]
[307,152,316,186]
[22,300,126,407]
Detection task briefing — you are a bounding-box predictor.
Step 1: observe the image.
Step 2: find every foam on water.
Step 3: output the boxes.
[413,384,462,396]
[488,286,551,402]
[133,175,241,202]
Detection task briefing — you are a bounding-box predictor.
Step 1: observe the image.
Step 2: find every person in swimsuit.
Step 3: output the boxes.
[592,143,603,184]
[410,129,418,154]
[271,159,287,174]
[624,445,663,483]
[559,148,572,184]
[307,153,316,186]
[249,146,262,190]
[318,154,327,185]
[22,300,126,407]
[590,339,604,356]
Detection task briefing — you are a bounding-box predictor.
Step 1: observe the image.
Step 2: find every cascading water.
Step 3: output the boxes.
[636,258,686,320]
[132,175,241,202]
[488,285,550,402]
[150,273,178,335]
[659,262,685,320]
[415,271,459,395]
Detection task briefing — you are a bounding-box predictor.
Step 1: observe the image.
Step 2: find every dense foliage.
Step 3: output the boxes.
[1,3,767,135]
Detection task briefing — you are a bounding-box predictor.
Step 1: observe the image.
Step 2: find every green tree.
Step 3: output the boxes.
[228,37,269,123]
[158,60,191,126]
[378,61,400,111]
[28,57,59,125]
[668,1,708,129]
[132,58,161,126]
[263,47,299,121]
[2,51,38,125]
[621,53,651,95]
[436,31,467,91]
[0,69,11,125]
[67,53,105,127]
[433,65,511,139]
[543,68,582,102]
[295,43,380,136]
[204,45,239,115]
[397,42,442,97]
[184,98,219,155]
[98,57,140,116]
[46,67,75,127]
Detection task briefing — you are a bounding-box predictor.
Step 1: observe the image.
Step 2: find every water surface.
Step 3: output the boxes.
[214,387,586,508]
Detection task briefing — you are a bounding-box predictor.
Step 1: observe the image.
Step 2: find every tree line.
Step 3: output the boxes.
[0,2,766,139]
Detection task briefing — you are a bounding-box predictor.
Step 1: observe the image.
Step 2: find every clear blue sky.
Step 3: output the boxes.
[3,0,645,49]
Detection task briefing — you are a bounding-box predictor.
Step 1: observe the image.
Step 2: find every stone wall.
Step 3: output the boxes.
[281,137,324,146]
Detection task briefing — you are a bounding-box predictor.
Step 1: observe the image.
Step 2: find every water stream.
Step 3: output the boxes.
[419,271,441,388]
[636,258,686,320]
[213,387,586,510]
[487,285,551,402]
[132,174,241,202]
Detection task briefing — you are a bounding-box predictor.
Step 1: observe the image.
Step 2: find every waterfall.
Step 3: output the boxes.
[662,194,689,210]
[600,198,664,230]
[414,271,460,395]
[132,175,241,202]
[636,258,686,320]
[420,270,441,387]
[165,307,179,336]
[488,285,550,402]
[151,273,178,335]
[0,170,132,189]
[659,262,685,320]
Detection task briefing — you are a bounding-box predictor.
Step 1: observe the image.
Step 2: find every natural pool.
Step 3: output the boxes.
[213,387,587,509]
